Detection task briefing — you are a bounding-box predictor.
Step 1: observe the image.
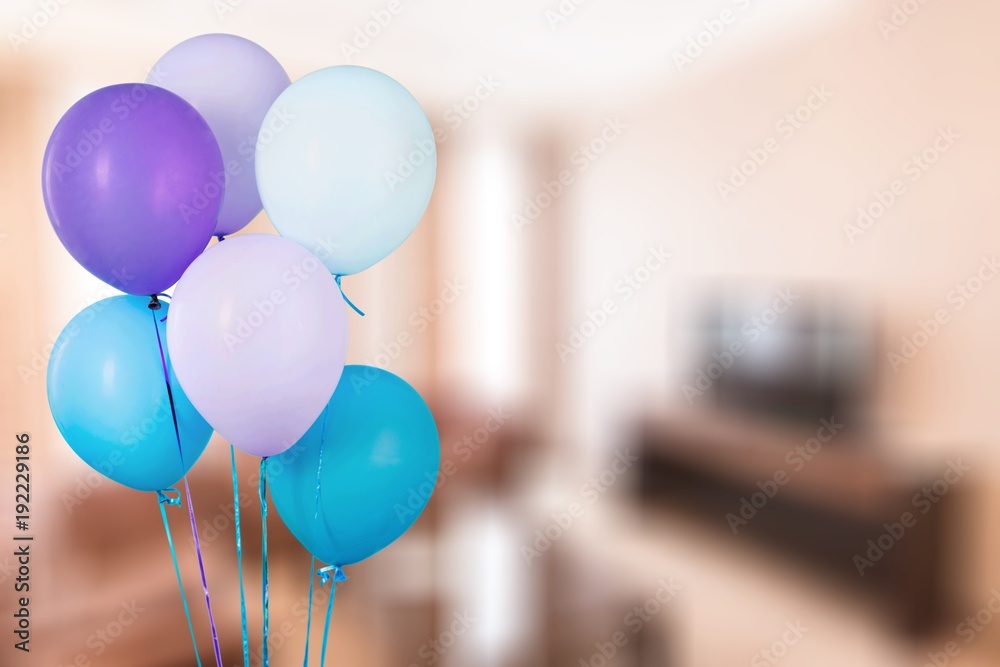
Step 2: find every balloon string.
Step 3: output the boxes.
[151,308,224,667]
[303,402,331,667]
[318,565,347,667]
[232,446,250,667]
[157,490,203,667]
[260,458,270,667]
[334,275,365,316]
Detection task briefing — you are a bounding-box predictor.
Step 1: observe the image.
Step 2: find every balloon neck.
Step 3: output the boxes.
[217,234,226,242]
[148,294,162,310]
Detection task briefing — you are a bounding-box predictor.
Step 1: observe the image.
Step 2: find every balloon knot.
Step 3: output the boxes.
[157,488,182,506]
[148,294,162,310]
[317,564,347,585]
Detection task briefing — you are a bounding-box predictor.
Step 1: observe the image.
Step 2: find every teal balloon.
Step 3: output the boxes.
[268,365,440,566]
[47,296,212,492]
[255,66,437,276]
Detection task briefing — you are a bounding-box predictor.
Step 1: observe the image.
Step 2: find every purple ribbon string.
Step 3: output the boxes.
[151,303,224,667]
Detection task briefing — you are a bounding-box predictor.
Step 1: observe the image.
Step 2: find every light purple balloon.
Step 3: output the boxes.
[148,34,291,236]
[166,234,348,457]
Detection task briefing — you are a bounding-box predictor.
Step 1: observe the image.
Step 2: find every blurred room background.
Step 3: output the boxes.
[3,0,1000,665]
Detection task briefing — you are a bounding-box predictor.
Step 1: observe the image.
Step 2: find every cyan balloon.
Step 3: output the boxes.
[268,366,440,566]
[47,296,212,492]
[255,66,437,276]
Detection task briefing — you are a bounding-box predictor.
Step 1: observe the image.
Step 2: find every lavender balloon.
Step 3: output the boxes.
[42,84,223,295]
[166,235,348,458]
[148,34,291,236]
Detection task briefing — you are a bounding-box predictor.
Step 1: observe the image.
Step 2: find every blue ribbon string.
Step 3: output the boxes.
[157,489,202,667]
[302,402,331,667]
[231,446,250,667]
[260,458,270,667]
[318,565,347,667]
[334,275,365,316]
[151,306,224,667]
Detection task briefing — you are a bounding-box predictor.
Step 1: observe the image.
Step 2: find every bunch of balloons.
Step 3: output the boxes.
[43,33,440,667]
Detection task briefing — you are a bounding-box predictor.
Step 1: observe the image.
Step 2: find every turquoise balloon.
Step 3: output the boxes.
[47,296,212,492]
[268,365,440,566]
[255,66,437,276]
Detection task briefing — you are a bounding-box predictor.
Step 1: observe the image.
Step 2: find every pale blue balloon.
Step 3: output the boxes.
[267,365,440,566]
[47,296,213,492]
[255,66,437,276]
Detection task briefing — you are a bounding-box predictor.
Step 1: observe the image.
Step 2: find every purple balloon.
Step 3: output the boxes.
[166,234,348,458]
[42,84,223,296]
[148,34,291,236]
